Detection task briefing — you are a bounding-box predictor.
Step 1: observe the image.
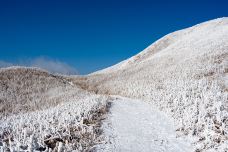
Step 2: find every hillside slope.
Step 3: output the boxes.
[0,67,89,118]
[0,67,111,151]
[79,18,228,151]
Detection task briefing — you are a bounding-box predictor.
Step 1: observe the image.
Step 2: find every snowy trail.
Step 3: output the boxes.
[99,97,193,152]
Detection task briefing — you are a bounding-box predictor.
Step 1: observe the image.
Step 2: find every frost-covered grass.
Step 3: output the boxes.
[0,67,89,118]
[75,18,228,151]
[0,67,112,151]
[0,95,111,151]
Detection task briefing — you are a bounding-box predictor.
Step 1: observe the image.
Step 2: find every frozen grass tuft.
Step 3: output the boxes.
[0,95,112,151]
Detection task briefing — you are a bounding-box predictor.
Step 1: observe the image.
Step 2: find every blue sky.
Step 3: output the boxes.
[0,0,227,74]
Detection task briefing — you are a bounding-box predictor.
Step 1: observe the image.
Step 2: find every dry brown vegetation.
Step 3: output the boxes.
[0,67,88,118]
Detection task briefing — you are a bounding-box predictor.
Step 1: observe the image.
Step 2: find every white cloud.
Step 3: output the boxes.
[0,57,78,75]
[0,60,13,67]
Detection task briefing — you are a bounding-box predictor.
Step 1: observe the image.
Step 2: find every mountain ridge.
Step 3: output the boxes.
[92,17,228,75]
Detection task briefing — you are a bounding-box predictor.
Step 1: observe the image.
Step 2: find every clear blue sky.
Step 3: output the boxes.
[0,0,227,74]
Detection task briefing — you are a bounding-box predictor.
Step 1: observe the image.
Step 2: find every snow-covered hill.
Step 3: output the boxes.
[0,18,227,152]
[0,67,87,118]
[0,67,111,151]
[80,18,228,151]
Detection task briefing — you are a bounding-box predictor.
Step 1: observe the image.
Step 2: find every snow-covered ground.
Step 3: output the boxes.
[98,97,192,152]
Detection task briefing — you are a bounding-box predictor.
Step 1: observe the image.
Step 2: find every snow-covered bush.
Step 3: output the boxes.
[0,95,112,151]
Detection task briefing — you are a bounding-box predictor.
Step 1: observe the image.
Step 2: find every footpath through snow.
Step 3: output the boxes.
[98,97,193,152]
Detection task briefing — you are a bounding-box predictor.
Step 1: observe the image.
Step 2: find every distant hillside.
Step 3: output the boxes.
[0,67,88,118]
